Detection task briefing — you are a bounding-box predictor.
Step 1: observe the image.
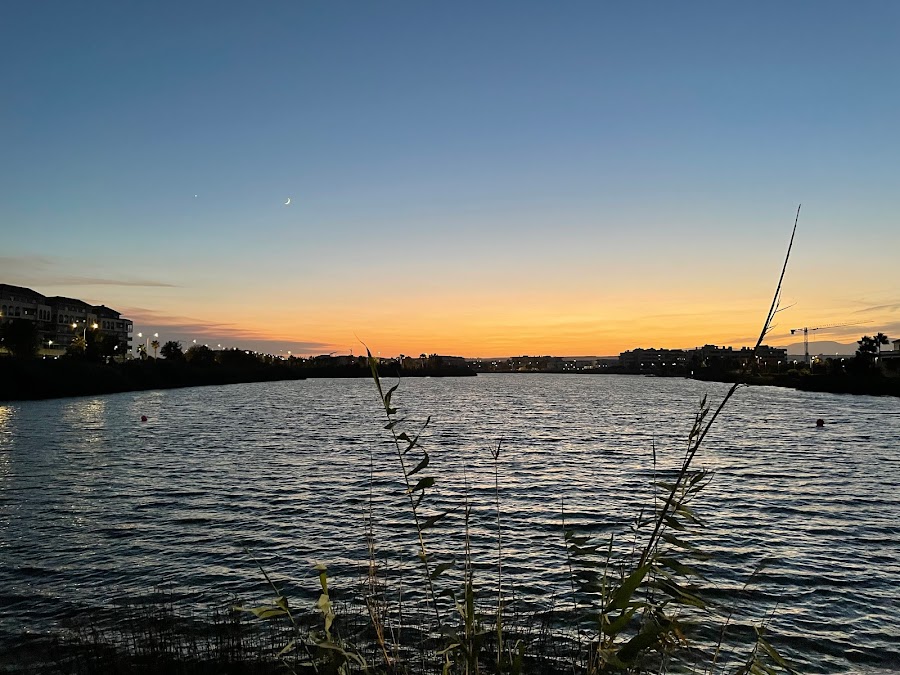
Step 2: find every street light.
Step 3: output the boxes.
[72,321,98,342]
[136,332,157,351]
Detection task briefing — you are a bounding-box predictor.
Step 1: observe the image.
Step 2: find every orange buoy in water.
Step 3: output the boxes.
[141,415,148,422]
[816,418,824,427]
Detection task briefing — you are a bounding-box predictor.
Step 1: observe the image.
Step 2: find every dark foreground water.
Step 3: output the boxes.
[1,374,898,672]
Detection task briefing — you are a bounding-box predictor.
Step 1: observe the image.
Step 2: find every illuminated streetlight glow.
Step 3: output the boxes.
[71,320,96,343]
[136,331,156,356]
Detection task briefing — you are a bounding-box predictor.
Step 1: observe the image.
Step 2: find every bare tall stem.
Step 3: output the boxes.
[367,352,442,628]
[492,440,503,672]
[639,205,800,569]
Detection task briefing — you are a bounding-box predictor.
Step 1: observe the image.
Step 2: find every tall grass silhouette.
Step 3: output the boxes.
[54,207,803,674]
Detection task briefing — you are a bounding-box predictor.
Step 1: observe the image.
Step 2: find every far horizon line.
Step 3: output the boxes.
[199,339,865,361]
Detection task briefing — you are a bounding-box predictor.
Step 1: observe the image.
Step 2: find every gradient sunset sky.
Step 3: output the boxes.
[2,2,898,357]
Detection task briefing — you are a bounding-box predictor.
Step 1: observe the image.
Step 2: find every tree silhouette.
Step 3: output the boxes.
[66,337,86,357]
[875,332,890,356]
[855,335,884,371]
[1,319,39,358]
[185,344,215,366]
[150,339,160,360]
[160,340,184,361]
[84,330,117,362]
[856,335,876,357]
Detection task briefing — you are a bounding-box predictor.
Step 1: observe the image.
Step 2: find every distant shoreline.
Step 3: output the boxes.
[466,368,900,398]
[691,370,900,397]
[3,358,897,401]
[0,359,475,402]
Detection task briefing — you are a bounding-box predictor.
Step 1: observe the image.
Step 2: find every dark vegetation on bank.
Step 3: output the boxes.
[0,357,309,402]
[692,335,900,397]
[0,325,475,401]
[0,357,475,402]
[694,368,900,397]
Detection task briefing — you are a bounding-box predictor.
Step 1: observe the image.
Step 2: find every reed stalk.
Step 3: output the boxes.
[491,440,504,674]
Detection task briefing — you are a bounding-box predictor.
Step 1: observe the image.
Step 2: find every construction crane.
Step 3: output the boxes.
[790,322,867,366]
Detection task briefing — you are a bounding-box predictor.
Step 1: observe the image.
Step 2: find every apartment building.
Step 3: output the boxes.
[618,347,690,372]
[0,284,133,355]
[619,344,788,373]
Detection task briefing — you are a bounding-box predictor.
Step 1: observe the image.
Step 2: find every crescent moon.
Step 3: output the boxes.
[284,198,291,205]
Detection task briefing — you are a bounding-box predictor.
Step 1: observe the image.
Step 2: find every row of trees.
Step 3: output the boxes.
[155,341,277,368]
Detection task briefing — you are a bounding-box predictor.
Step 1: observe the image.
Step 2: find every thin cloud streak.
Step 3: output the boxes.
[0,255,55,269]
[1,256,176,289]
[122,307,335,353]
[852,303,900,315]
[43,276,178,288]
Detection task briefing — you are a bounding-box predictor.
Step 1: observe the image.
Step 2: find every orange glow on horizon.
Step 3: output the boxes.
[123,291,824,357]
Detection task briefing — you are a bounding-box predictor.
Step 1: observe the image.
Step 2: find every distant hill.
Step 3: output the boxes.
[776,340,858,356]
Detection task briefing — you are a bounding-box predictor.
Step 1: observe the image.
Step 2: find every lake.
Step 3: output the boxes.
[1,374,898,672]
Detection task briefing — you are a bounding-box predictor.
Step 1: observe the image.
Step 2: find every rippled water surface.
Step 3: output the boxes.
[1,375,899,672]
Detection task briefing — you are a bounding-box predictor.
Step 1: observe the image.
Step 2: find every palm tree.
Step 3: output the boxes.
[857,335,876,356]
[875,332,890,356]
[150,339,160,360]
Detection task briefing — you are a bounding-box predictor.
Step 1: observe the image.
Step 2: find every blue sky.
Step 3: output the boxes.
[2,2,898,355]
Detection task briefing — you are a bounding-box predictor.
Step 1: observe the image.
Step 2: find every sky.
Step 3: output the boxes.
[2,1,898,357]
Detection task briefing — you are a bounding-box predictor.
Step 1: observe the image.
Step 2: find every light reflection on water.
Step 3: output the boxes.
[0,375,898,672]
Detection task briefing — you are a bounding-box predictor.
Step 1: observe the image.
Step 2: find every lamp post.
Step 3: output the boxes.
[72,321,98,344]
[136,332,157,352]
